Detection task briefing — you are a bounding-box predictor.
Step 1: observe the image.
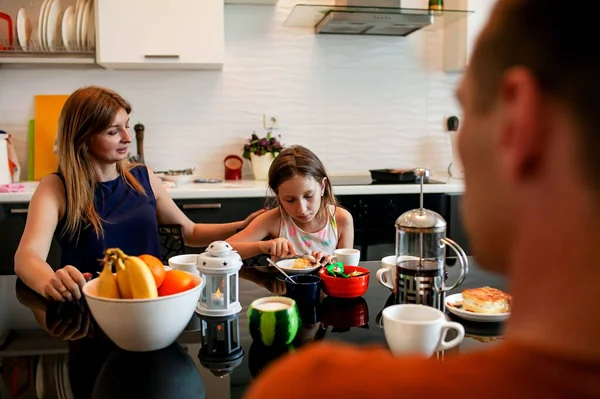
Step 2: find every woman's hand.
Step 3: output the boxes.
[241,208,269,230]
[260,238,298,258]
[44,266,87,302]
[312,250,335,266]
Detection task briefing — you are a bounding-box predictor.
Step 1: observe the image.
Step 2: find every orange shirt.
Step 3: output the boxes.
[244,341,600,399]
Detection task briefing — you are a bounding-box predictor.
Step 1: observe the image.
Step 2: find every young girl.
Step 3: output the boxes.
[228,145,354,264]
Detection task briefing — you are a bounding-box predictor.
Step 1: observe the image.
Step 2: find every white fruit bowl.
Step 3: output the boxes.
[82,273,204,352]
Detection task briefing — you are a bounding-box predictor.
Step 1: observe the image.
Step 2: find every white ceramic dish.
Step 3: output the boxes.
[17,8,32,51]
[43,0,53,50]
[82,272,204,352]
[446,293,510,323]
[80,1,90,51]
[38,0,50,51]
[156,174,200,185]
[61,6,76,51]
[75,0,86,50]
[85,0,95,50]
[46,0,63,51]
[275,258,321,275]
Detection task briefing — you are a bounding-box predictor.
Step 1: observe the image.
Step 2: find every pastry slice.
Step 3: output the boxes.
[462,286,511,314]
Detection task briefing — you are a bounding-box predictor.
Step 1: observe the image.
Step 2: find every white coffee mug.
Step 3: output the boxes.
[333,248,361,266]
[376,255,420,292]
[168,254,200,276]
[382,304,465,357]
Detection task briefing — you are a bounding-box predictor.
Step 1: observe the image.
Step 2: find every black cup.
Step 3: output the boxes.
[277,274,321,303]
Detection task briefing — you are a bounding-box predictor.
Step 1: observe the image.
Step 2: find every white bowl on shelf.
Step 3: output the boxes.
[82,273,204,352]
[156,174,197,185]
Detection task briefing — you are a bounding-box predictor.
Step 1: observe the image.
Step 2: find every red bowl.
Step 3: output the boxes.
[318,266,370,299]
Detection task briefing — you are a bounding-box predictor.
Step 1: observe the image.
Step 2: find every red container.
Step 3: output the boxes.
[319,266,370,299]
[224,155,243,180]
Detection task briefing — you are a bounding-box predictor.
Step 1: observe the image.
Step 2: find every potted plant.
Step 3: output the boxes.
[242,131,284,180]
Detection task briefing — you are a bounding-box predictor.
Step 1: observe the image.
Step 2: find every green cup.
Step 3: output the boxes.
[248,297,301,347]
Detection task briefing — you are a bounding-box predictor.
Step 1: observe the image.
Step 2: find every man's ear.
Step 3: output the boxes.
[498,67,547,184]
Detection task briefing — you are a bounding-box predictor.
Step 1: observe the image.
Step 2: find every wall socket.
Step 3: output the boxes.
[263,114,279,130]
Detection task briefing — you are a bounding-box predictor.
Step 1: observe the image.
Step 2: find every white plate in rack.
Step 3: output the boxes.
[43,0,54,50]
[80,0,91,51]
[61,5,76,51]
[46,0,64,52]
[85,0,95,51]
[75,0,86,50]
[17,8,33,51]
[38,0,50,51]
[446,293,510,323]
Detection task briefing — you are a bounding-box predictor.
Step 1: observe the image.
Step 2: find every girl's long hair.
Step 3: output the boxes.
[57,86,145,239]
[268,145,338,222]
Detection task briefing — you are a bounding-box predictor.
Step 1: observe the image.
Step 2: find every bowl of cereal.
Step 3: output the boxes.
[275,258,321,275]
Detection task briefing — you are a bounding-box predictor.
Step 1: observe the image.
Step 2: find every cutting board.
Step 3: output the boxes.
[33,95,69,180]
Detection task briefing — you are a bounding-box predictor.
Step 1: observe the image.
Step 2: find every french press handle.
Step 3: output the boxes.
[434,237,468,293]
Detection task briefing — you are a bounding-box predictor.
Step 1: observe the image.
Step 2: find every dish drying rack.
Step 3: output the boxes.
[0,39,96,57]
[0,39,95,63]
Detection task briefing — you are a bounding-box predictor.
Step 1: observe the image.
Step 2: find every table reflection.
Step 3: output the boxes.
[198,314,244,377]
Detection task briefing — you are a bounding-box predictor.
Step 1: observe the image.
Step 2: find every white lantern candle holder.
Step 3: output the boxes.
[195,241,243,317]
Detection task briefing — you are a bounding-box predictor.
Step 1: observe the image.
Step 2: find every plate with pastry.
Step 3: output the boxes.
[446,286,511,323]
[275,257,321,275]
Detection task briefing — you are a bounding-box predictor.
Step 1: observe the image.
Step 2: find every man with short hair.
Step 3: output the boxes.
[244,0,600,397]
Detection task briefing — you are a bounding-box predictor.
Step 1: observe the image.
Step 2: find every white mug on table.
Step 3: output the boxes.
[382,304,465,357]
[333,248,361,266]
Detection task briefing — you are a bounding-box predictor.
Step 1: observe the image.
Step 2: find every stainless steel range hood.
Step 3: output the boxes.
[284,1,472,37]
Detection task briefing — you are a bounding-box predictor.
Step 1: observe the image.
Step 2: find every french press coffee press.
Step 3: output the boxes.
[394,168,468,311]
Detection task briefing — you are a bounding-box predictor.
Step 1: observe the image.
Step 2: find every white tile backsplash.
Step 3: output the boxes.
[0,0,463,180]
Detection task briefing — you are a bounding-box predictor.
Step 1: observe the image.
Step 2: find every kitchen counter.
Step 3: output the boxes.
[0,176,464,203]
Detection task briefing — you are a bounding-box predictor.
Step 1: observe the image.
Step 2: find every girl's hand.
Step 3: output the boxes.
[44,266,87,302]
[312,250,335,266]
[260,238,298,258]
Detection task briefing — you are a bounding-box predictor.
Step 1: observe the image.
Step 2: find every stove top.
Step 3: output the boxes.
[330,175,446,186]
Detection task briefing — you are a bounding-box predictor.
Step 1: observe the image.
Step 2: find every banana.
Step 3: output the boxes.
[115,257,133,299]
[104,248,158,299]
[123,255,158,299]
[96,255,120,299]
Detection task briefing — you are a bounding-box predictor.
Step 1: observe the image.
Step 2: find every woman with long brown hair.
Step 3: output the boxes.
[14,86,263,302]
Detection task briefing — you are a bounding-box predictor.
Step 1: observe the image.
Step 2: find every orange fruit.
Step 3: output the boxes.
[139,254,166,288]
[158,270,196,297]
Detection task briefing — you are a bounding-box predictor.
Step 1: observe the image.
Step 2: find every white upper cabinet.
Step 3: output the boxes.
[443,0,497,72]
[96,0,224,70]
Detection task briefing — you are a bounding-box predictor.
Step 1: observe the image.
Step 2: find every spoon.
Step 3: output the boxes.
[266,258,297,284]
